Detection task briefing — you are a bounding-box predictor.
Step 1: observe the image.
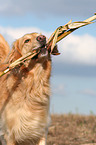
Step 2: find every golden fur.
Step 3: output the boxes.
[0,34,10,64]
[0,33,52,145]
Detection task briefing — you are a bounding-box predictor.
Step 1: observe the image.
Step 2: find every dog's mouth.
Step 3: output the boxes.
[39,45,48,57]
[32,44,48,60]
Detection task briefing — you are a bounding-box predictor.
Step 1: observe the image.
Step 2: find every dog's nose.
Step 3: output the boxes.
[36,35,46,46]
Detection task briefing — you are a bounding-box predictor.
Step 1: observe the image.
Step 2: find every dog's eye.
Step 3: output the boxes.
[24,39,31,43]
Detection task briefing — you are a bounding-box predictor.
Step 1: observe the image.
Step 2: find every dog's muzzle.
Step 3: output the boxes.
[36,35,48,58]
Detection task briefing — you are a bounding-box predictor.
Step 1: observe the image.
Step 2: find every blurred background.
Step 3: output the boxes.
[0,0,96,114]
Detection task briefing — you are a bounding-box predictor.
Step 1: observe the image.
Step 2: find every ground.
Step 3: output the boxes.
[0,114,96,145]
[47,114,96,145]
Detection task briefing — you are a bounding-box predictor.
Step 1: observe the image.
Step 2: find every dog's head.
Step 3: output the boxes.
[18,33,47,56]
[8,32,59,63]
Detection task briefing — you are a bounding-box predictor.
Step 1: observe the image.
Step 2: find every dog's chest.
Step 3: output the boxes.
[4,102,49,140]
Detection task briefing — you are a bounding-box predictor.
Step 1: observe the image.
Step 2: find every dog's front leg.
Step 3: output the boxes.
[38,137,46,145]
[38,127,48,145]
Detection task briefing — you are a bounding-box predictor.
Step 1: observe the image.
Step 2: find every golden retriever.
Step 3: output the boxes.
[0,33,58,145]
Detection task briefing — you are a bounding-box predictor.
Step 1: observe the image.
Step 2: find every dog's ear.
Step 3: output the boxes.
[8,39,22,63]
[51,45,60,55]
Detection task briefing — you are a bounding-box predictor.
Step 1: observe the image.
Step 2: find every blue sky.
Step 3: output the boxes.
[0,0,96,114]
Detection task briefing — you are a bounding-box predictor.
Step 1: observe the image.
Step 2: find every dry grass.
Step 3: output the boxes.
[0,114,96,145]
[47,114,96,145]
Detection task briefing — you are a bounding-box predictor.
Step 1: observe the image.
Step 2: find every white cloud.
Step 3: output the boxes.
[54,34,96,65]
[0,26,96,66]
[0,26,51,46]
